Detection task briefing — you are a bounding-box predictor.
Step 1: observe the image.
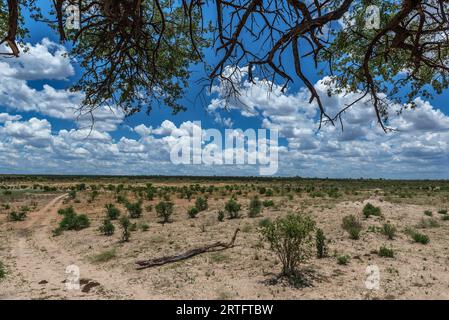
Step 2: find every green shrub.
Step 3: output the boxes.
[91,248,116,263]
[381,223,397,240]
[378,246,394,258]
[140,223,150,232]
[342,215,362,240]
[315,228,328,258]
[248,196,262,218]
[195,197,208,212]
[217,210,225,222]
[424,210,433,216]
[411,231,430,244]
[187,207,199,219]
[337,255,350,265]
[258,218,271,228]
[416,217,440,229]
[362,203,381,218]
[260,213,315,277]
[8,211,26,221]
[54,207,90,235]
[68,190,77,199]
[99,219,115,236]
[438,209,448,215]
[0,261,5,279]
[225,198,241,219]
[125,201,143,219]
[119,215,131,242]
[263,200,274,207]
[441,214,449,221]
[156,201,174,223]
[105,204,120,220]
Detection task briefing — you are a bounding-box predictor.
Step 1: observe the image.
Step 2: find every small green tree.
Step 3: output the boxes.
[187,207,199,219]
[105,204,121,220]
[342,215,362,240]
[248,196,262,218]
[119,216,131,242]
[315,228,328,258]
[260,213,316,278]
[125,201,143,219]
[195,197,208,212]
[217,210,225,222]
[156,201,174,223]
[363,203,381,218]
[225,198,241,219]
[99,219,115,236]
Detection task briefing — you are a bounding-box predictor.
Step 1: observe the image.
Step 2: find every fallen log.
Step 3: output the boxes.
[136,228,240,270]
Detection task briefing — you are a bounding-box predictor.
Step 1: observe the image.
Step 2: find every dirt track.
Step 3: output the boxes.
[1,194,161,299]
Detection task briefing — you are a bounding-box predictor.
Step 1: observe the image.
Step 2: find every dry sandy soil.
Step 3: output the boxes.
[1,181,449,300]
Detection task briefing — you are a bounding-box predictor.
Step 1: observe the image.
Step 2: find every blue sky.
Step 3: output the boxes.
[1,2,449,178]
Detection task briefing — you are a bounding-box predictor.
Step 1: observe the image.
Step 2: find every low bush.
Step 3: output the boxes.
[119,216,131,242]
[258,218,271,228]
[53,207,90,235]
[0,261,5,279]
[260,213,315,278]
[315,228,328,258]
[342,215,362,240]
[263,200,274,207]
[99,219,115,236]
[217,210,225,222]
[337,255,350,265]
[156,201,174,223]
[225,198,241,219]
[125,201,143,219]
[411,231,430,244]
[438,209,448,215]
[424,210,433,216]
[91,248,116,263]
[140,223,150,232]
[105,204,120,220]
[378,246,394,258]
[187,207,199,219]
[363,203,382,218]
[381,223,397,240]
[248,196,262,218]
[416,217,440,229]
[8,211,26,221]
[195,197,208,212]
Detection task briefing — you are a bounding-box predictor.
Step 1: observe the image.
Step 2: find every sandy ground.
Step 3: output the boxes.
[1,188,449,300]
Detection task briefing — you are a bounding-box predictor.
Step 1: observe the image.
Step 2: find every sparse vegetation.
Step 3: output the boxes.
[248,196,262,218]
[337,255,350,265]
[217,210,225,222]
[225,198,241,219]
[125,201,143,219]
[187,207,199,219]
[378,246,395,258]
[119,216,131,242]
[105,204,121,220]
[53,207,90,235]
[0,261,5,279]
[91,248,116,263]
[363,203,381,218]
[195,197,208,212]
[260,213,315,278]
[8,211,27,221]
[156,201,174,224]
[99,219,115,236]
[315,228,328,258]
[381,223,397,240]
[342,215,362,240]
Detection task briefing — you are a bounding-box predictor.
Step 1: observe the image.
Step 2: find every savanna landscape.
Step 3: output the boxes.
[1,175,449,300]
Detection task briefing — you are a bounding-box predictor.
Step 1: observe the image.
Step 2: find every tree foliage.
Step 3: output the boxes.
[1,1,449,129]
